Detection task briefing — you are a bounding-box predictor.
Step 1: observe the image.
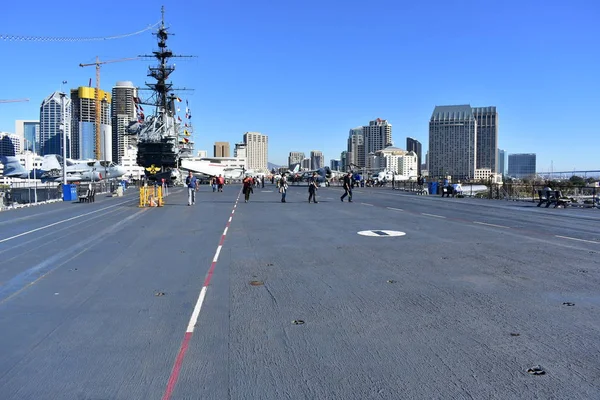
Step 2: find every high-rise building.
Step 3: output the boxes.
[406,137,422,175]
[508,153,536,179]
[0,132,21,156]
[310,150,324,169]
[288,151,305,169]
[40,91,71,157]
[498,149,506,176]
[340,151,348,171]
[398,151,419,178]
[429,105,477,180]
[15,120,40,153]
[214,141,230,157]
[472,106,499,173]
[243,132,268,172]
[301,158,311,169]
[233,143,246,160]
[347,127,365,168]
[330,159,341,171]
[111,81,137,163]
[364,118,392,158]
[70,87,111,160]
[370,146,407,174]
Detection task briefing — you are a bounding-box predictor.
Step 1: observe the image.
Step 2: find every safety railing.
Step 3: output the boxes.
[139,185,164,207]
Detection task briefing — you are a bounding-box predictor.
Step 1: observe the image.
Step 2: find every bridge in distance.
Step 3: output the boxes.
[0,185,598,399]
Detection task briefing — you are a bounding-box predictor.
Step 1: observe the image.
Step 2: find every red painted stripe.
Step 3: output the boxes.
[162,332,193,400]
[162,194,242,399]
[203,261,217,287]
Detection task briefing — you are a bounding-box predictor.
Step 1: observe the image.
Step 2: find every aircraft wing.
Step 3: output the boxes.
[297,167,332,182]
[0,156,29,178]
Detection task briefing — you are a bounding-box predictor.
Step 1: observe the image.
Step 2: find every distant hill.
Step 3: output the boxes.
[267,162,281,171]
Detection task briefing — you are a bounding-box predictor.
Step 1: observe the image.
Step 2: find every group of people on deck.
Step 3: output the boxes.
[187,170,356,205]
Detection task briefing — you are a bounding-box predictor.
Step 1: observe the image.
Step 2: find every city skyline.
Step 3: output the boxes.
[1,1,598,171]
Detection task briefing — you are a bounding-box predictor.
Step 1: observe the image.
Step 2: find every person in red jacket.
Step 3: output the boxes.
[243,176,254,202]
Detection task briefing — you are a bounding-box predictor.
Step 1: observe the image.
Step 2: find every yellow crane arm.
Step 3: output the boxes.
[78,56,139,160]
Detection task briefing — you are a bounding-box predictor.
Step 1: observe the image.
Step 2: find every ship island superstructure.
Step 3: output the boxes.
[129,7,193,184]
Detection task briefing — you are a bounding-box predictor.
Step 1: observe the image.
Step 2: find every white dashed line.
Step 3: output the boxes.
[387,207,403,211]
[473,221,510,229]
[186,287,207,333]
[421,213,446,218]
[361,203,374,206]
[212,245,222,262]
[555,235,599,244]
[223,227,228,235]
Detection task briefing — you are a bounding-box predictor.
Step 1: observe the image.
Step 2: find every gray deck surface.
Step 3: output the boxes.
[0,184,599,400]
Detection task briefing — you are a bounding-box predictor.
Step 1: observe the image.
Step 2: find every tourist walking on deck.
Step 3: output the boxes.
[186,171,198,206]
[243,176,254,202]
[341,172,353,202]
[217,175,225,192]
[278,175,288,202]
[308,172,319,203]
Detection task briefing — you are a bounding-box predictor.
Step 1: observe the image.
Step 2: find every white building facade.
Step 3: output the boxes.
[243,132,268,172]
[111,81,137,164]
[398,151,418,178]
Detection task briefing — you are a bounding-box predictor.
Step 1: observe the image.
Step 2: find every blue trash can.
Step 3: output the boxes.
[428,182,438,196]
[62,184,77,201]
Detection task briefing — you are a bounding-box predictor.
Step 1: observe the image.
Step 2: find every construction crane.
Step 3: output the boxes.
[0,98,29,103]
[79,56,139,160]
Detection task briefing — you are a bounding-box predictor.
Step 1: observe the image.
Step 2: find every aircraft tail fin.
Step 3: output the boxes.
[0,156,28,177]
[41,155,62,171]
[293,164,300,173]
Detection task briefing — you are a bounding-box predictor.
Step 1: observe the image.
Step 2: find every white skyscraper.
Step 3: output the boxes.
[40,91,71,157]
[243,132,268,172]
[111,81,138,163]
[347,127,365,168]
[364,119,392,159]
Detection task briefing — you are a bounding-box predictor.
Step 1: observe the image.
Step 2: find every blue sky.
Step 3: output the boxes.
[1,0,598,171]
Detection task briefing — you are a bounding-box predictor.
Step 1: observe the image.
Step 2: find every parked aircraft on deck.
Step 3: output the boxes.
[0,155,127,182]
[370,170,417,182]
[273,164,302,180]
[179,157,254,180]
[297,166,333,183]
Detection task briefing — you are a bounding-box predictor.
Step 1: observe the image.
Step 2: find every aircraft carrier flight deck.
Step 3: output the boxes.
[0,185,599,400]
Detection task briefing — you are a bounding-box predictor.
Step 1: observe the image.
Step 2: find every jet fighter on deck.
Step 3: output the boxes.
[0,155,127,182]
